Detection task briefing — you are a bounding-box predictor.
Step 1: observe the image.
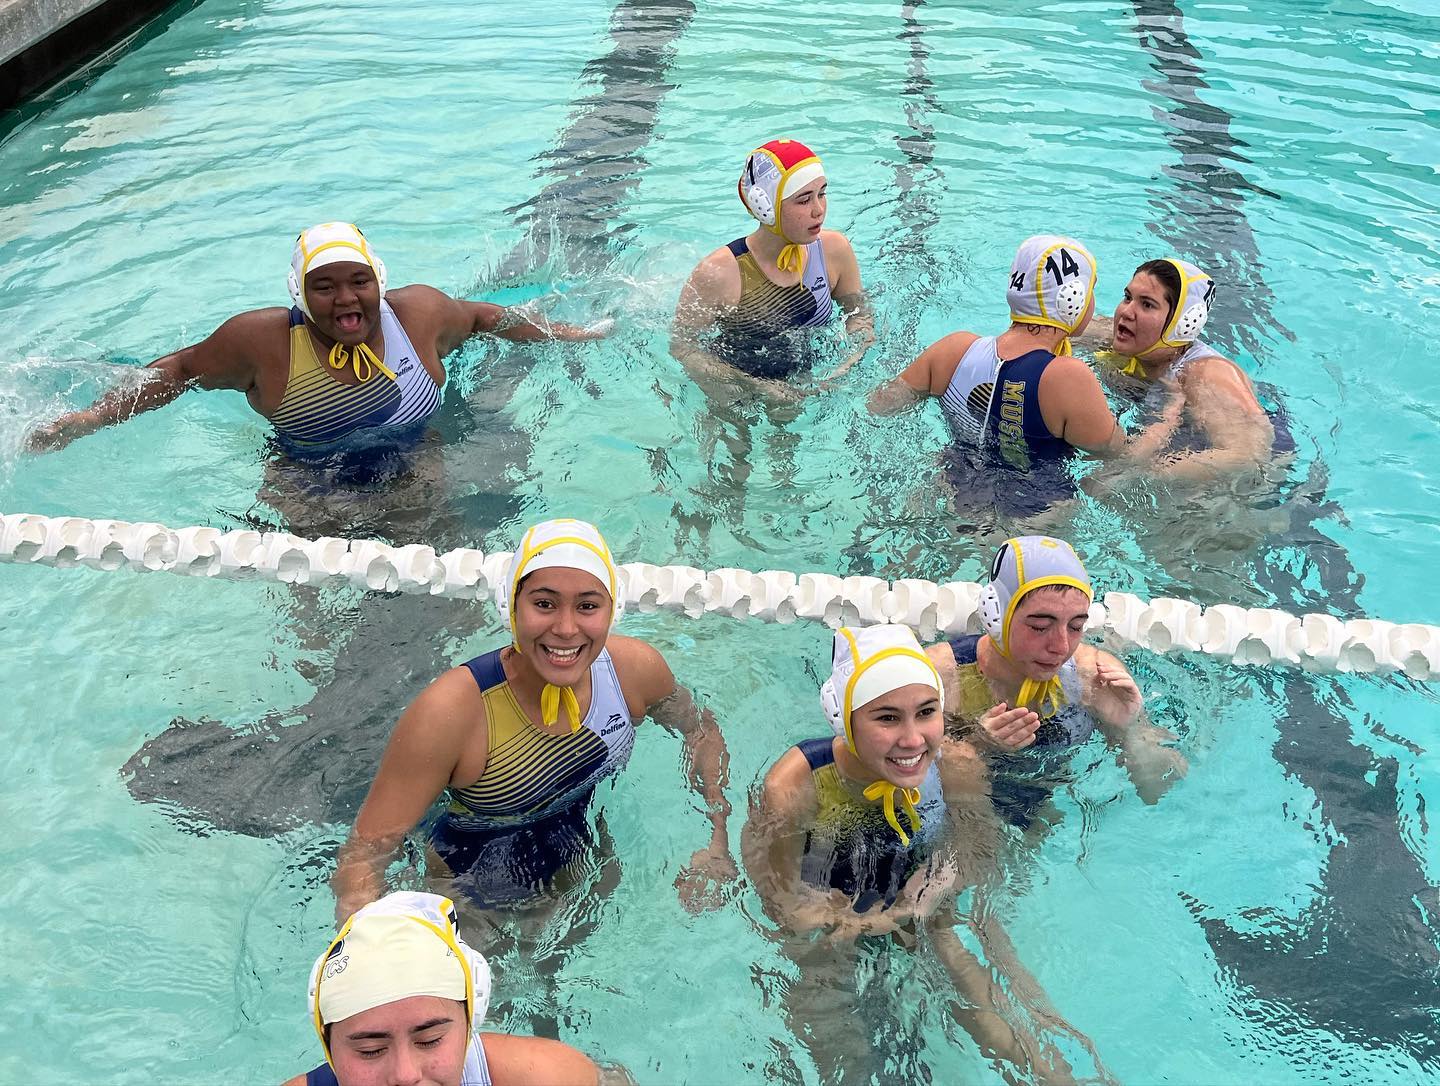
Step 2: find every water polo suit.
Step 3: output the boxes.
[307,1037,492,1085]
[938,335,1079,515]
[430,647,635,906]
[794,737,945,914]
[710,237,834,379]
[947,634,1096,829]
[270,298,442,452]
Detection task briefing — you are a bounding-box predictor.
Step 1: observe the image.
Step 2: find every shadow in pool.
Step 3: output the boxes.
[121,0,699,839]
[1132,1,1440,1064]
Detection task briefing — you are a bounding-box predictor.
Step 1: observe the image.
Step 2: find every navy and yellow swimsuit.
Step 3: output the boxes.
[711,236,834,379]
[431,647,635,906]
[946,635,1095,829]
[938,335,1079,516]
[270,298,442,453]
[795,737,944,914]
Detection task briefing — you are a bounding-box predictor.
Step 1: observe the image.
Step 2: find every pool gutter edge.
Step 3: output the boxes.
[0,0,188,111]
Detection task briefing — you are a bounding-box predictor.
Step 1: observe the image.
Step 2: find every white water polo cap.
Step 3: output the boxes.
[820,625,944,755]
[979,536,1093,658]
[1007,235,1098,352]
[310,892,492,1068]
[1146,258,1216,353]
[497,519,623,731]
[288,222,388,319]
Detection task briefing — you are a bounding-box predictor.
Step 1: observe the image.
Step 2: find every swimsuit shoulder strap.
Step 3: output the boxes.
[462,649,508,693]
[795,736,836,771]
[947,633,981,665]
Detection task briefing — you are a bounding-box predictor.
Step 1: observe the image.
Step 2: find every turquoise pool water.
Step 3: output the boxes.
[2,0,1438,1082]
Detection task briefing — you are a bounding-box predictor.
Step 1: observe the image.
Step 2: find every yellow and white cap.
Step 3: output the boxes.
[819,625,943,846]
[979,536,1092,658]
[309,892,491,1069]
[978,537,1092,719]
[820,625,943,755]
[1006,235,1097,356]
[288,221,388,319]
[1140,258,1215,355]
[496,518,623,731]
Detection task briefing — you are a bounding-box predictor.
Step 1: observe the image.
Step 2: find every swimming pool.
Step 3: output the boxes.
[2,0,1438,1081]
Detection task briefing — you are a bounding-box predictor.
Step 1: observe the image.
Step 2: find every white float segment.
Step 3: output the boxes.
[4,511,1440,680]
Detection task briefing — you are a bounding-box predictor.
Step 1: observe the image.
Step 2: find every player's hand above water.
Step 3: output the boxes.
[977,702,1042,751]
[1089,656,1144,726]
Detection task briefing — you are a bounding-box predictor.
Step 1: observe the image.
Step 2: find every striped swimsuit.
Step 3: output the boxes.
[270,299,442,452]
[431,648,635,906]
[795,737,945,914]
[711,237,834,379]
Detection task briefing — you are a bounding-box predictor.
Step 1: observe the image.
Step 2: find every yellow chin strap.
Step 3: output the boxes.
[863,780,923,846]
[1095,349,1150,379]
[541,683,584,734]
[327,341,396,383]
[1016,676,1068,720]
[775,241,807,277]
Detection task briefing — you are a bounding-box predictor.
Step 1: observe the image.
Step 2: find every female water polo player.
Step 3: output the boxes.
[332,518,735,924]
[671,138,872,400]
[1079,257,1291,480]
[288,891,602,1086]
[927,535,1186,826]
[868,235,1156,516]
[29,222,609,457]
[744,625,1107,1085]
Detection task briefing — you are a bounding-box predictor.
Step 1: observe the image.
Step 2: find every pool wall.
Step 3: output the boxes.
[0,0,189,110]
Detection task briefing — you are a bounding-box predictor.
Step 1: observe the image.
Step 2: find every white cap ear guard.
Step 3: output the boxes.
[310,892,492,1068]
[980,536,1093,658]
[288,222,388,319]
[819,626,944,752]
[1156,258,1215,348]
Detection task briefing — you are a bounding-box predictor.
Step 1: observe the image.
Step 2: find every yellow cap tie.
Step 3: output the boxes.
[863,780,923,847]
[1054,336,1073,359]
[776,242,807,277]
[1016,676,1067,720]
[327,341,397,383]
[540,683,583,734]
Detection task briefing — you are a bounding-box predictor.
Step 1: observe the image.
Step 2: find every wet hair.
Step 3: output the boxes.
[1134,259,1181,323]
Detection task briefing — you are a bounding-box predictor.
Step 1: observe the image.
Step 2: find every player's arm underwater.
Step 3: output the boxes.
[26,309,273,453]
[816,232,876,385]
[612,635,738,910]
[1152,355,1274,480]
[669,252,802,404]
[742,753,908,940]
[331,667,476,925]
